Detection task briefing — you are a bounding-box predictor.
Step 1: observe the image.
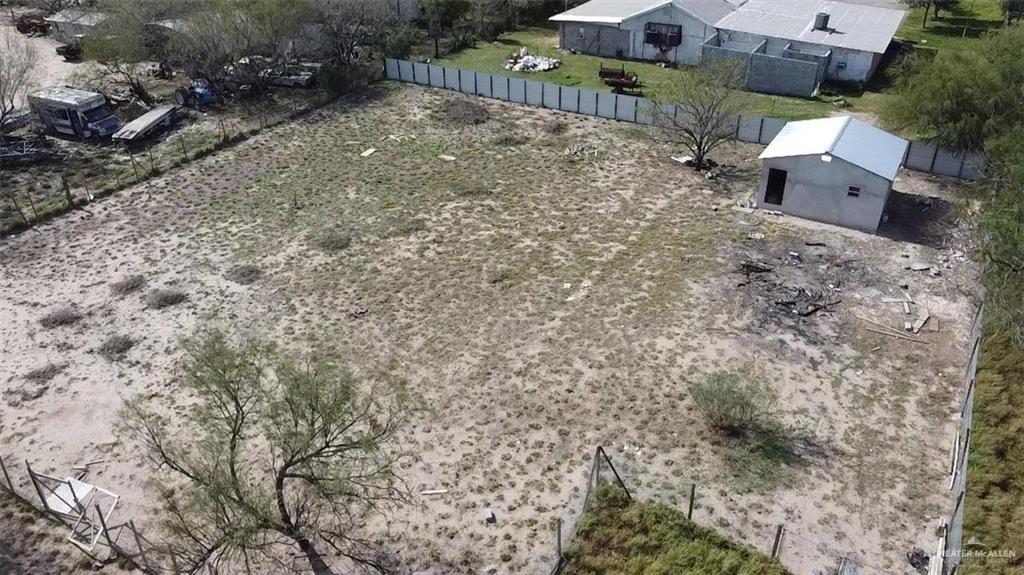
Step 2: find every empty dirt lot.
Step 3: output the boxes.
[0,85,979,574]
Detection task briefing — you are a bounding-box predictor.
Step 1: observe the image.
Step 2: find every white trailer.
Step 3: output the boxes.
[27,87,122,140]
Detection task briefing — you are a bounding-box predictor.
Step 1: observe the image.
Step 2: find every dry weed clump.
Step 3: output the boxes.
[99,335,135,360]
[110,274,146,296]
[314,229,353,252]
[493,132,528,146]
[226,264,263,285]
[24,363,65,382]
[542,119,567,135]
[691,370,778,437]
[146,289,189,310]
[435,99,490,126]
[39,307,83,329]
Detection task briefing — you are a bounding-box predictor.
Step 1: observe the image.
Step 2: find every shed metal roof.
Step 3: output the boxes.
[715,0,905,54]
[45,8,109,27]
[759,116,908,181]
[550,0,734,25]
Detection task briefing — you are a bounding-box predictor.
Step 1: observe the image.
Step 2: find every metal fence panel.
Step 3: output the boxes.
[578,88,599,116]
[476,72,493,98]
[960,152,984,181]
[904,141,937,172]
[493,75,510,100]
[399,60,415,83]
[542,83,560,109]
[933,148,964,177]
[737,115,763,143]
[509,78,526,104]
[616,95,638,122]
[428,64,445,88]
[559,87,580,113]
[459,69,476,95]
[444,67,460,90]
[385,58,400,80]
[635,98,655,125]
[759,117,786,144]
[412,62,429,85]
[525,80,544,106]
[596,92,617,119]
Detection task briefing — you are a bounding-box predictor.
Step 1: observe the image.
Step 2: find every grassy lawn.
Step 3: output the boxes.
[437,26,842,121]
[896,0,1006,50]
[563,483,788,575]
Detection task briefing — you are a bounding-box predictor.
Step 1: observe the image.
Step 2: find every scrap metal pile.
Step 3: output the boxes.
[0,137,65,166]
[504,47,561,73]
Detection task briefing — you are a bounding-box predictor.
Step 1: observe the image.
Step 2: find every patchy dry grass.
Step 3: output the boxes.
[0,85,981,575]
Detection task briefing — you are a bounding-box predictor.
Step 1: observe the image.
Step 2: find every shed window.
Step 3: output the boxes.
[848,186,861,197]
[644,23,682,47]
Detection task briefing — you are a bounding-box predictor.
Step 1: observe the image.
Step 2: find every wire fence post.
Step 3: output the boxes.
[128,520,149,570]
[770,524,784,558]
[687,483,696,520]
[24,460,49,513]
[0,455,12,492]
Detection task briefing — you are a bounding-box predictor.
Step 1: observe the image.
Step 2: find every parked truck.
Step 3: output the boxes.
[27,87,122,140]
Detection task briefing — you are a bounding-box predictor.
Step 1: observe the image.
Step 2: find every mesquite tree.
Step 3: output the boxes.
[653,58,746,170]
[120,331,409,574]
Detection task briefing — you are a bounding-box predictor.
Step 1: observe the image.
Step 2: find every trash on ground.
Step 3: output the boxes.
[504,47,560,73]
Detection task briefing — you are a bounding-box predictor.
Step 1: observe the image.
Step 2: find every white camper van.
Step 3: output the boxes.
[28,87,122,139]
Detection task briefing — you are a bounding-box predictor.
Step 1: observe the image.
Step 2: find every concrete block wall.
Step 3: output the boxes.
[384,59,982,180]
[748,53,820,98]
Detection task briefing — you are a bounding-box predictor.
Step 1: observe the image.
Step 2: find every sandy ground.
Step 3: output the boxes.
[0,85,980,574]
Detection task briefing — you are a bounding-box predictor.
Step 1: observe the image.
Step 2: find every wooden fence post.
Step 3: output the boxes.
[687,483,696,520]
[0,455,12,492]
[95,503,117,557]
[770,524,784,558]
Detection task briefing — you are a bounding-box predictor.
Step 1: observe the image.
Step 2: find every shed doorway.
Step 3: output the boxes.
[765,168,787,205]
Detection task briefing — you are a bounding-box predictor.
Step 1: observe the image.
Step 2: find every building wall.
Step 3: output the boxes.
[559,5,714,65]
[619,5,714,65]
[559,22,631,58]
[755,155,892,232]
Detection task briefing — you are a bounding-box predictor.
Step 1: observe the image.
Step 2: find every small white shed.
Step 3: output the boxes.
[755,116,908,233]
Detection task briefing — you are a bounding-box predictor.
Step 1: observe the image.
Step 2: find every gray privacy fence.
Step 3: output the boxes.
[937,305,983,575]
[385,59,984,181]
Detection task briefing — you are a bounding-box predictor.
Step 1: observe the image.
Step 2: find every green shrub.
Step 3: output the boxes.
[691,370,778,437]
[563,483,787,575]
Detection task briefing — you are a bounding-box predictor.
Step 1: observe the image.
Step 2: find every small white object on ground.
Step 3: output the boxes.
[361,148,377,157]
[439,155,457,162]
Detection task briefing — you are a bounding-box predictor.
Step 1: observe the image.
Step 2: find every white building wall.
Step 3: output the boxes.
[619,5,715,65]
[755,155,893,232]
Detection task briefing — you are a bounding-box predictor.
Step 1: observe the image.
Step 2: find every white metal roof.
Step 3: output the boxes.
[29,87,106,108]
[759,116,908,181]
[715,0,905,54]
[45,9,109,27]
[550,0,734,25]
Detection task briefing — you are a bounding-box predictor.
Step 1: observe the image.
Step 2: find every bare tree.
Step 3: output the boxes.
[119,331,410,575]
[0,31,37,140]
[173,0,307,94]
[312,0,397,66]
[652,58,746,169]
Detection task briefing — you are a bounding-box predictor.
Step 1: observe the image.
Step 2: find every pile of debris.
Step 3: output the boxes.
[504,47,561,73]
[736,248,847,323]
[0,137,65,166]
